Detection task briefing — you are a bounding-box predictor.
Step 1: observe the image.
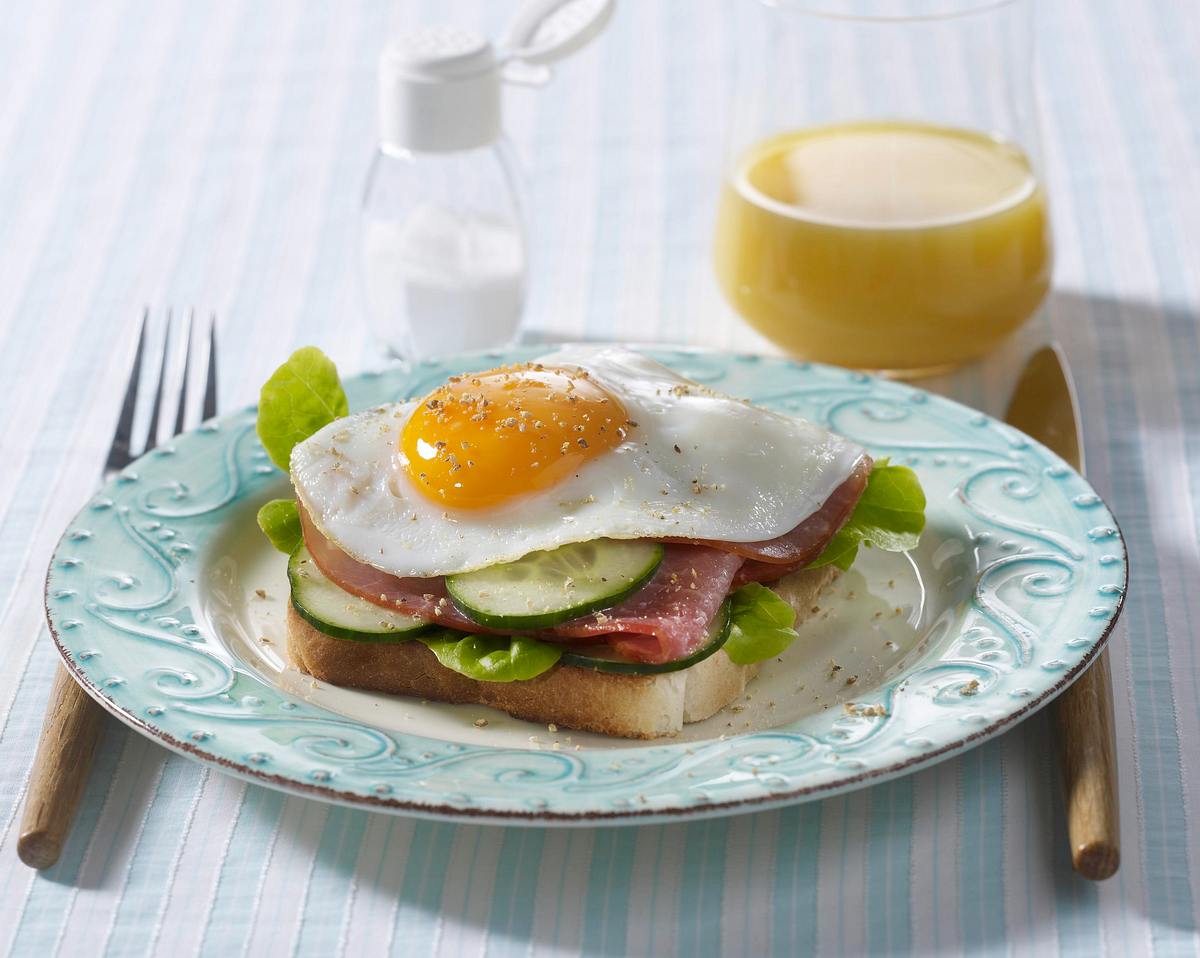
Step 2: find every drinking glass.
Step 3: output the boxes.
[713,0,1052,376]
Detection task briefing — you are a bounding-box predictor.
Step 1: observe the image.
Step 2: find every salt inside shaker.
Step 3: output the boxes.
[361,1,615,361]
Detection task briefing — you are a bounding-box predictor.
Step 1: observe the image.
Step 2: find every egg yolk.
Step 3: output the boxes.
[400,364,631,509]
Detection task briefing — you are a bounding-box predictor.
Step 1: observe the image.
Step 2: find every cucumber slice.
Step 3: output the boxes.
[288,545,432,643]
[445,539,664,630]
[559,599,732,675]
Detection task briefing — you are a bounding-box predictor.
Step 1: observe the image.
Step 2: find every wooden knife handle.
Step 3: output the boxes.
[1053,648,1120,880]
[18,665,107,869]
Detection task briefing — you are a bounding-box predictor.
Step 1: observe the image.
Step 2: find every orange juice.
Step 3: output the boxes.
[713,121,1052,373]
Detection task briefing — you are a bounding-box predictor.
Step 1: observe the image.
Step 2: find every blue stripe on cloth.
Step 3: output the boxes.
[642,826,671,958]
[450,824,487,953]
[660,0,719,346]
[738,812,761,955]
[769,802,823,956]
[0,0,247,936]
[518,10,576,344]
[0,0,145,628]
[0,0,208,936]
[1019,719,1042,951]
[29,733,165,950]
[1144,6,1200,167]
[957,740,1009,956]
[930,762,946,954]
[1089,0,1200,733]
[0,2,94,363]
[1049,773,1102,958]
[0,647,62,904]
[293,806,371,955]
[8,710,127,948]
[102,759,208,955]
[0,0,38,93]
[391,822,457,955]
[834,795,850,954]
[677,817,729,958]
[581,826,638,955]
[582,0,635,344]
[485,826,547,957]
[292,4,387,361]
[0,0,170,939]
[546,830,578,953]
[50,8,248,953]
[0,2,150,392]
[149,0,285,329]
[207,1,339,401]
[865,779,914,955]
[196,785,288,955]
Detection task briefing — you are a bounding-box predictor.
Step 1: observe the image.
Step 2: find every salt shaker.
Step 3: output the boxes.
[361,1,615,361]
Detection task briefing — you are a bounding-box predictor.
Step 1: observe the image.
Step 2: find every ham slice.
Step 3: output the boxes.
[300,506,741,662]
[731,557,809,588]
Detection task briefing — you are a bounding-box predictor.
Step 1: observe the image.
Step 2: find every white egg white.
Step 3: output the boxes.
[290,347,866,577]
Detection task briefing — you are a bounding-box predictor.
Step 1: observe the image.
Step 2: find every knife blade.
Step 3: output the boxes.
[1005,345,1120,880]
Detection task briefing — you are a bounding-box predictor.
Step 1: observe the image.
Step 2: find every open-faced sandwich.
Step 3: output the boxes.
[254,346,925,739]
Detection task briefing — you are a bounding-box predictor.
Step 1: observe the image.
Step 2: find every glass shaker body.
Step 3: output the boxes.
[361,138,527,361]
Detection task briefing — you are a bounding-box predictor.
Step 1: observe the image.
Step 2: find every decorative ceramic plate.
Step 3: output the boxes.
[44,347,1127,824]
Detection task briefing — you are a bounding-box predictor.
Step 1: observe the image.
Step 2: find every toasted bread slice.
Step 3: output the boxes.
[287,565,838,739]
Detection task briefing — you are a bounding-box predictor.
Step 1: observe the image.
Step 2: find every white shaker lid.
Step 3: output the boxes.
[379,0,616,154]
[379,26,501,153]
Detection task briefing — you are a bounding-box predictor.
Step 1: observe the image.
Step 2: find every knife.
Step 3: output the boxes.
[1005,345,1120,880]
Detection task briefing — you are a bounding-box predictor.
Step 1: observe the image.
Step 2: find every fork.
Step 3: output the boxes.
[17,309,217,869]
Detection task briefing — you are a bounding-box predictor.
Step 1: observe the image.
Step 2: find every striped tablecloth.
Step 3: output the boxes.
[1,1,1198,954]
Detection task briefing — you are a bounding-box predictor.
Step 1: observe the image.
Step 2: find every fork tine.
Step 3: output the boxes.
[103,309,149,475]
[173,310,194,438]
[144,311,173,453]
[202,316,218,420]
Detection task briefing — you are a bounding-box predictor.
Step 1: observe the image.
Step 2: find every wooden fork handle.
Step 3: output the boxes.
[1053,647,1120,880]
[18,665,107,869]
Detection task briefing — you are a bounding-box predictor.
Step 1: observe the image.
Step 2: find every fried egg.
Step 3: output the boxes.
[290,347,865,577]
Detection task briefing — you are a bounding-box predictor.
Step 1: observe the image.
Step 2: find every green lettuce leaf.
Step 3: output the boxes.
[257,498,302,554]
[723,582,801,665]
[417,631,563,682]
[809,460,926,572]
[257,346,349,471]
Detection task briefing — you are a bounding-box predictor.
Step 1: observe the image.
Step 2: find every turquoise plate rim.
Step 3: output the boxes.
[43,345,1128,825]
